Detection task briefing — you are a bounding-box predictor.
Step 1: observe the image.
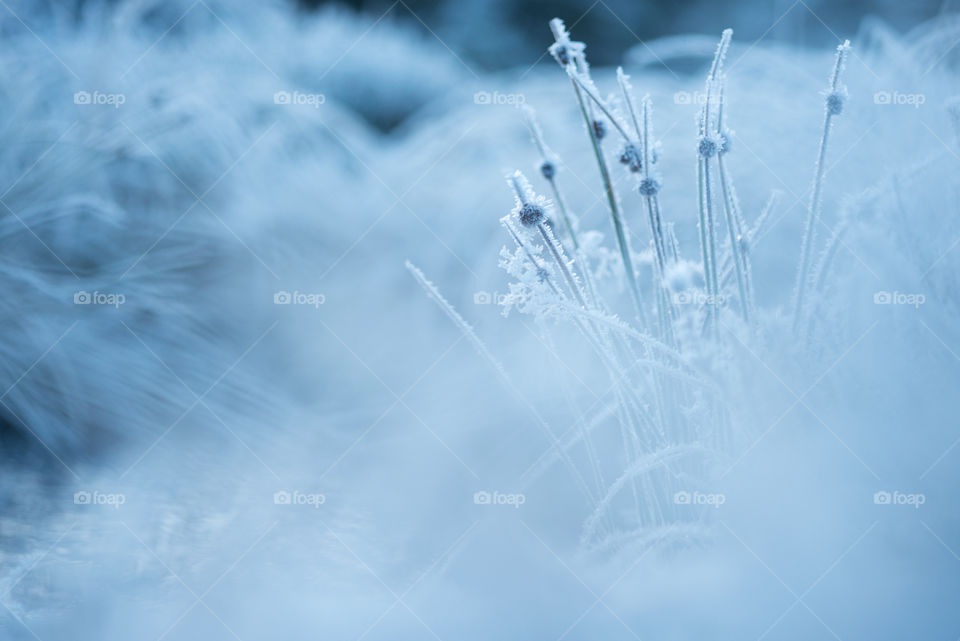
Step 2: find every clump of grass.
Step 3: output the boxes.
[409,21,853,553]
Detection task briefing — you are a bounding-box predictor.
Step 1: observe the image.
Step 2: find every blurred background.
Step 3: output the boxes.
[14,0,948,67]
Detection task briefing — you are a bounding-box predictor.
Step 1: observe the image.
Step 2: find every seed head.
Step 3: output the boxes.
[592,119,607,140]
[548,18,585,68]
[638,175,662,196]
[697,134,720,158]
[826,89,847,115]
[619,143,642,172]
[540,160,556,180]
[519,203,546,227]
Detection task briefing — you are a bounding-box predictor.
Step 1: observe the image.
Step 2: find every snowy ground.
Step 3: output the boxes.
[1,1,959,640]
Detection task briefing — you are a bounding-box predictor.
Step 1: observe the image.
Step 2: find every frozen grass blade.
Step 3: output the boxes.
[406,260,602,509]
[549,19,647,325]
[405,261,509,382]
[714,77,753,321]
[793,40,851,334]
[508,171,589,310]
[695,30,733,332]
[522,105,603,310]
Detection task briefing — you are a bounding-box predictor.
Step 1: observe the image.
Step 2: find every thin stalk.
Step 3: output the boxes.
[715,83,752,321]
[405,261,508,381]
[509,173,589,310]
[570,75,646,324]
[521,107,603,310]
[793,40,851,333]
[504,220,655,516]
[697,158,715,331]
[567,69,633,143]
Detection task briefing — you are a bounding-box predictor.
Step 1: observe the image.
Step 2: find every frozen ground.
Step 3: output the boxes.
[1,1,959,640]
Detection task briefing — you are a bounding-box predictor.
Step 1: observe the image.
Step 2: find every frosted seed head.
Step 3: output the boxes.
[548,18,585,68]
[638,175,662,196]
[697,135,720,158]
[826,88,847,115]
[619,143,642,172]
[508,170,551,226]
[552,44,571,66]
[592,119,607,140]
[519,203,546,227]
[540,160,556,180]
